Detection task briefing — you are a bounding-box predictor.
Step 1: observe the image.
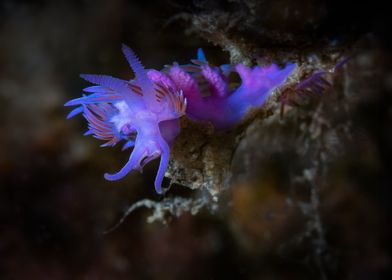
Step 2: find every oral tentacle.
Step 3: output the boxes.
[154,138,170,194]
[104,144,145,181]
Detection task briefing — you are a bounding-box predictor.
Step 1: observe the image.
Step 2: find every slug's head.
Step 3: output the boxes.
[65,45,187,194]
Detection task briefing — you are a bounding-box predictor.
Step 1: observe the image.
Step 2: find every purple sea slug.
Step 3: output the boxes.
[65,45,186,193]
[164,49,296,129]
[65,45,295,193]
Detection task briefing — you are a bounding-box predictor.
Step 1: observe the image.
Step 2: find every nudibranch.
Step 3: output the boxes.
[164,49,296,129]
[66,45,295,193]
[65,44,186,193]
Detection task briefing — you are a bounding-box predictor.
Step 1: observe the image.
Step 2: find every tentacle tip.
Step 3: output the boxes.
[104,173,117,181]
[154,185,163,194]
[64,100,74,107]
[121,43,130,50]
[80,74,95,83]
[197,48,207,62]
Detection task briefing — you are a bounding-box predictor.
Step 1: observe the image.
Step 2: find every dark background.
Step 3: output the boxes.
[0,0,391,279]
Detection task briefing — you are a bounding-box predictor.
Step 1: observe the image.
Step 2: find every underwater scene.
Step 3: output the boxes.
[1,0,391,279]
